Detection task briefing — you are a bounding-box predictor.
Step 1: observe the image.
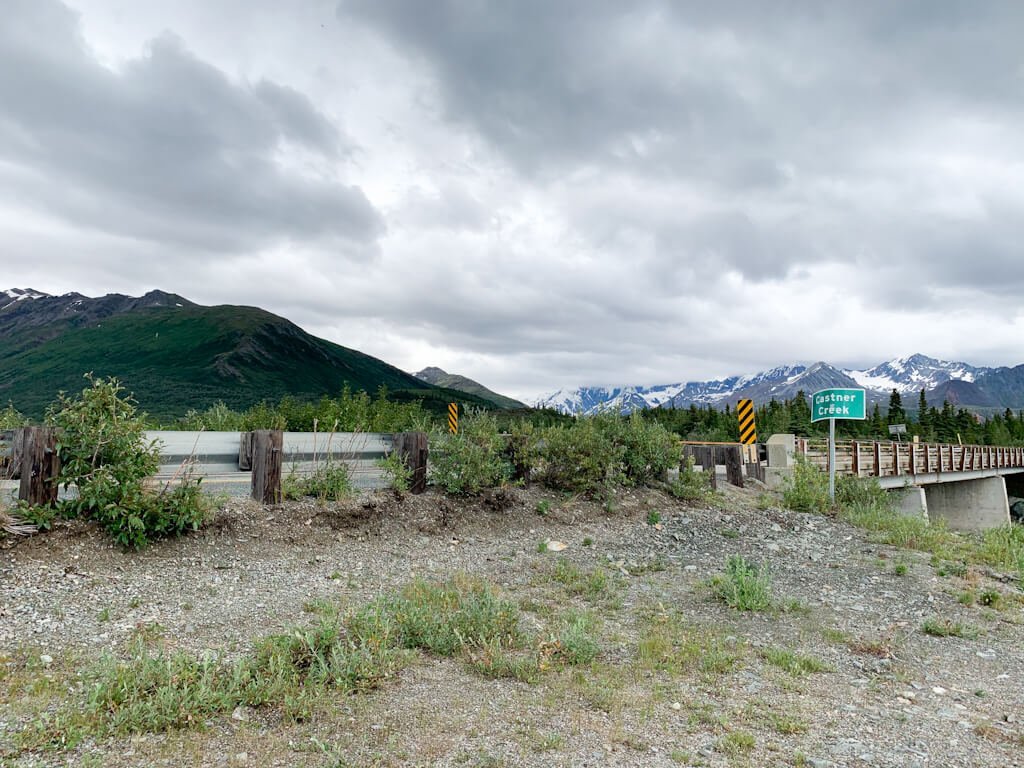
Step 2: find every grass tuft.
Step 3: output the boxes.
[708,555,772,612]
[921,616,980,639]
[759,646,830,676]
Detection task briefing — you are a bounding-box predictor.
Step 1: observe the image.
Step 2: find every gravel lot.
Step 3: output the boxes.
[2,483,1023,767]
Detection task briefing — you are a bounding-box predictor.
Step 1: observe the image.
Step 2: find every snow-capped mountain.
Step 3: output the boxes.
[846,354,988,395]
[537,384,689,415]
[535,355,987,415]
[0,288,49,310]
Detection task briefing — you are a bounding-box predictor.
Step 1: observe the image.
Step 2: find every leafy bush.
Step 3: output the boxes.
[781,455,830,513]
[539,418,623,497]
[377,450,413,494]
[668,456,715,503]
[0,402,27,429]
[47,375,208,549]
[835,474,890,510]
[506,419,540,481]
[538,413,680,497]
[709,555,773,612]
[428,414,511,495]
[612,413,681,485]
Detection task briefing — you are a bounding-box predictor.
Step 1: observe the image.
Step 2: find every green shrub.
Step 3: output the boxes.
[921,616,979,638]
[668,456,715,502]
[781,456,830,513]
[377,450,413,494]
[0,402,27,429]
[835,474,890,510]
[613,413,681,485]
[506,419,540,482]
[428,414,511,495]
[47,375,208,549]
[709,555,773,612]
[539,414,680,497]
[539,418,623,497]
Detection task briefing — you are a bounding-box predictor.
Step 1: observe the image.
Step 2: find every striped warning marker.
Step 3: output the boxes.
[737,398,757,445]
[448,402,458,434]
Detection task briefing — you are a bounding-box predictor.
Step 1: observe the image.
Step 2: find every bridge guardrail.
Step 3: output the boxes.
[795,437,1024,478]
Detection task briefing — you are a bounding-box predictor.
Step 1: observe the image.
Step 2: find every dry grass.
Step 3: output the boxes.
[0,505,36,537]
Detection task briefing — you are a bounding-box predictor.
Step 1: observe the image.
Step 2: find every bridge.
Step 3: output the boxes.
[766,434,1024,531]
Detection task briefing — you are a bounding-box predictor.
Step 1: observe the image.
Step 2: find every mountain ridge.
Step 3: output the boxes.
[414,367,526,410]
[0,288,495,420]
[536,354,1024,415]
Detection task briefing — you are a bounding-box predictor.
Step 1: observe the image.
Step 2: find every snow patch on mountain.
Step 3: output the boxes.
[0,288,49,310]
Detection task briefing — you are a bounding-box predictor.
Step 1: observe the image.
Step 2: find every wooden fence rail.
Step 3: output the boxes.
[795,438,1024,478]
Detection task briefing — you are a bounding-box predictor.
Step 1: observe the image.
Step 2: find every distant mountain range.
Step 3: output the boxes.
[536,354,1024,415]
[0,288,498,420]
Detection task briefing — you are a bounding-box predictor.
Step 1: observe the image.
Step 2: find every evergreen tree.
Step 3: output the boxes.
[788,391,812,437]
[917,389,933,440]
[870,402,884,437]
[887,389,906,426]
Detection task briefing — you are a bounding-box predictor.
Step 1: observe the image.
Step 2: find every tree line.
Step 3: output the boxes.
[5,382,1023,447]
[641,389,1024,446]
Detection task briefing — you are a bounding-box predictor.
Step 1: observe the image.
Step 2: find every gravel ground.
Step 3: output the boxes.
[2,483,1023,767]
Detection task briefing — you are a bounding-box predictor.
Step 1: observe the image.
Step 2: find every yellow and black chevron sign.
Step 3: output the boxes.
[448,402,458,434]
[737,399,757,445]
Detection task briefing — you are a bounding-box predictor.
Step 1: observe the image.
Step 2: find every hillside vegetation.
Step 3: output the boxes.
[0,303,493,420]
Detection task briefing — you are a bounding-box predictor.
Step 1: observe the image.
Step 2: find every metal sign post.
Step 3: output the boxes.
[829,417,836,501]
[811,388,867,502]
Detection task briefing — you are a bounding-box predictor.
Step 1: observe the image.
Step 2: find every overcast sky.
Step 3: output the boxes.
[2,1,1023,400]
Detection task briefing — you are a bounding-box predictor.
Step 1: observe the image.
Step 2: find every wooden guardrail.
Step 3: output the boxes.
[795,437,1024,478]
[680,442,765,488]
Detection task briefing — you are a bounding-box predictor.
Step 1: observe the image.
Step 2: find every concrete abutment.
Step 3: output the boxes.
[923,476,1010,531]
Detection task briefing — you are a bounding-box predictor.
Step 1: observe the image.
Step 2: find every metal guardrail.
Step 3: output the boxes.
[2,429,397,491]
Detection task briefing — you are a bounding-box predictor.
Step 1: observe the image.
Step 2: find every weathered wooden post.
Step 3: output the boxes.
[724,445,744,488]
[389,434,425,493]
[394,431,428,494]
[238,431,255,471]
[17,427,61,506]
[251,429,283,503]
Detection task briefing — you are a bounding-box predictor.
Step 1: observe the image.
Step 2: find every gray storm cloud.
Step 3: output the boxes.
[0,0,382,253]
[1,0,1023,398]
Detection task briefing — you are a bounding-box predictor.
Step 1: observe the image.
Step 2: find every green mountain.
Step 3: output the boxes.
[0,290,495,420]
[414,367,526,409]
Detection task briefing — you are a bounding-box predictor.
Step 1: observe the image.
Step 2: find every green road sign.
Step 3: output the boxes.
[811,388,866,423]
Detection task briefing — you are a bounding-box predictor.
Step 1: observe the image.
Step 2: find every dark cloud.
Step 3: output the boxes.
[339,0,1024,296]
[0,0,382,253]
